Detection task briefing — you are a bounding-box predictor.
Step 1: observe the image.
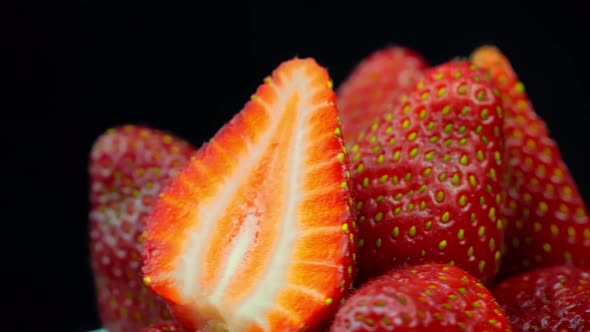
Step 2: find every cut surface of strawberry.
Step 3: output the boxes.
[337,46,429,141]
[89,125,196,332]
[472,46,590,278]
[142,58,356,332]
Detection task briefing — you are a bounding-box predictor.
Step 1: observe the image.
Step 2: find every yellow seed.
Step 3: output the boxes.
[550,224,559,236]
[392,226,400,237]
[534,222,542,232]
[379,175,388,183]
[419,109,427,119]
[467,246,474,257]
[438,88,447,97]
[402,119,410,129]
[377,154,384,164]
[143,276,152,285]
[409,147,419,158]
[425,151,435,161]
[337,153,345,162]
[436,191,445,202]
[478,260,486,272]
[459,195,467,207]
[476,150,484,161]
[439,172,447,181]
[403,104,411,114]
[375,212,383,222]
[394,207,401,215]
[409,226,417,237]
[421,92,430,100]
[458,85,467,94]
[469,175,477,187]
[488,207,496,220]
[457,229,465,240]
[425,221,432,230]
[392,150,401,161]
[341,223,349,232]
[543,243,552,253]
[325,297,333,305]
[356,163,364,173]
[439,240,447,250]
[480,108,489,119]
[444,123,453,133]
[489,238,495,250]
[568,226,576,237]
[478,226,486,237]
[420,201,426,210]
[376,238,382,248]
[430,136,439,143]
[441,211,450,223]
[334,127,341,136]
[422,168,432,177]
[460,155,468,165]
[451,174,460,186]
[363,177,369,187]
[489,168,497,181]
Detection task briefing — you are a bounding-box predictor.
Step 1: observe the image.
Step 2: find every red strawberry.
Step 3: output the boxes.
[349,60,506,285]
[337,46,429,141]
[141,58,356,332]
[471,46,590,278]
[493,265,590,332]
[330,263,511,332]
[89,125,195,332]
[142,322,187,332]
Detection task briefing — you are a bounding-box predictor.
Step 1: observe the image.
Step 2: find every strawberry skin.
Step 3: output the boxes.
[493,265,590,332]
[330,263,511,332]
[337,46,429,141]
[89,125,195,332]
[142,322,187,332]
[349,60,506,285]
[472,46,590,277]
[142,58,356,332]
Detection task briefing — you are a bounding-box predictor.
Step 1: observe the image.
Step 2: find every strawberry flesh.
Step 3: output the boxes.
[349,60,506,285]
[337,46,429,141]
[89,125,195,332]
[493,265,590,332]
[142,58,356,332]
[330,263,511,332]
[472,46,590,278]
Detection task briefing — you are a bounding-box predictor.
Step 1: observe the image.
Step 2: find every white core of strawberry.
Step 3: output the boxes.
[171,70,323,331]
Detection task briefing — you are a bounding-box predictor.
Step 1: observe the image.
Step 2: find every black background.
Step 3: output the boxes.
[4,1,590,331]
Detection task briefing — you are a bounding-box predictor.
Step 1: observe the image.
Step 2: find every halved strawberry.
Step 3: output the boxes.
[142,58,356,331]
[337,46,429,141]
[89,125,196,332]
[348,60,506,285]
[471,46,590,278]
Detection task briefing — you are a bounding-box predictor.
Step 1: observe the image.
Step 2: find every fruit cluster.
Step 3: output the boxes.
[89,45,590,332]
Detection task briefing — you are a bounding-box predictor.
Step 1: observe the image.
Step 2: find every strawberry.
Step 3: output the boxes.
[493,265,590,332]
[141,58,356,332]
[330,263,511,332]
[142,322,187,332]
[337,46,429,141]
[471,46,590,278]
[348,60,506,285]
[89,125,196,332]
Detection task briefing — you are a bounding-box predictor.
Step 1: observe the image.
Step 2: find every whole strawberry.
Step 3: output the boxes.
[142,322,187,332]
[330,263,511,332]
[349,60,506,284]
[89,125,195,332]
[471,46,590,278]
[493,265,590,332]
[337,46,429,141]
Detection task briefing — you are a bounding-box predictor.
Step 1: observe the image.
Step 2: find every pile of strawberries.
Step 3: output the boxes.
[88,45,590,332]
